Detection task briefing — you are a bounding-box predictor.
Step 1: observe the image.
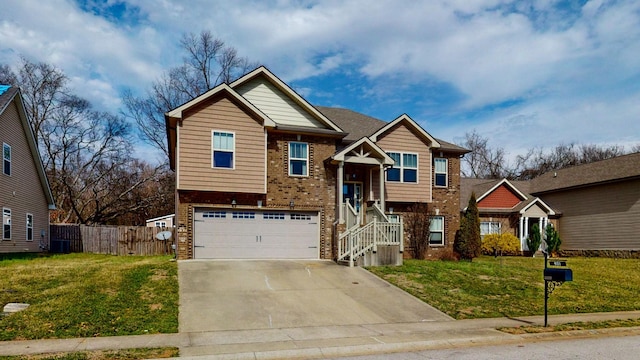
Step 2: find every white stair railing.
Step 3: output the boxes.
[338,216,403,267]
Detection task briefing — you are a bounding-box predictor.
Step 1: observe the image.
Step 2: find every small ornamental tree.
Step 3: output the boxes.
[526,223,542,256]
[455,192,482,260]
[406,203,431,259]
[545,224,562,256]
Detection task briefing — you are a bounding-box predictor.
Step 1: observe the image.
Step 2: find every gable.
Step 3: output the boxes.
[370,114,440,148]
[235,77,327,129]
[478,185,522,208]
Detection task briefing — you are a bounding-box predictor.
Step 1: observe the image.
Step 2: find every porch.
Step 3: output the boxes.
[331,137,404,266]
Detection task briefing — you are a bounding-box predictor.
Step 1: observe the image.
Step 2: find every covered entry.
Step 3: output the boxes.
[193,208,319,259]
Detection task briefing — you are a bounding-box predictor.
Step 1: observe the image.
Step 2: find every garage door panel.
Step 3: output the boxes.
[194,209,319,259]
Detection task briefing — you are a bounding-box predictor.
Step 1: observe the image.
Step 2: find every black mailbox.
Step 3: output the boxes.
[544,268,573,282]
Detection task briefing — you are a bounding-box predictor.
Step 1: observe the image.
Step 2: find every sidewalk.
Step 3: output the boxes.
[2,311,640,359]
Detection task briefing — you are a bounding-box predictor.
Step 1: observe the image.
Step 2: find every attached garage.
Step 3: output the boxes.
[193,208,320,259]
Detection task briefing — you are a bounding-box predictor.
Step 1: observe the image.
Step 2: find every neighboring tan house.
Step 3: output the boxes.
[461,151,640,257]
[165,66,469,263]
[146,214,175,228]
[0,85,56,254]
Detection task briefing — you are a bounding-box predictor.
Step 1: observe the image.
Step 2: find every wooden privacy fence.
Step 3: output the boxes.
[50,224,175,256]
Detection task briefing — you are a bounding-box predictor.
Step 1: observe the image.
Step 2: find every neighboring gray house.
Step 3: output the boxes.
[461,152,640,257]
[528,152,640,256]
[0,85,56,254]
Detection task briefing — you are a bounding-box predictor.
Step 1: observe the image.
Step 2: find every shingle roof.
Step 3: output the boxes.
[0,86,17,113]
[316,106,469,153]
[459,177,556,214]
[529,152,640,194]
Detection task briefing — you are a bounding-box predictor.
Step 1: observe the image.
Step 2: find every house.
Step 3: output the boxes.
[461,152,640,257]
[146,214,175,228]
[460,177,559,252]
[0,85,56,254]
[165,66,469,263]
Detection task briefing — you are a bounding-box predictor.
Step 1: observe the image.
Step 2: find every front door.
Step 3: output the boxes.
[343,182,363,212]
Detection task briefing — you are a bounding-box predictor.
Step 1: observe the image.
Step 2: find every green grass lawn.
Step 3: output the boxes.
[368,256,640,319]
[0,254,178,341]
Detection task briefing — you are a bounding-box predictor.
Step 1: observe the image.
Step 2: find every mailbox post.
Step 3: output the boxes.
[543,251,573,327]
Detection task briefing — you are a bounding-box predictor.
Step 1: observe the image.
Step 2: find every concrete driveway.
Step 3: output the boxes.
[178,260,452,333]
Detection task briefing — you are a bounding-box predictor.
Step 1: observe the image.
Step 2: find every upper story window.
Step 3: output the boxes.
[2,208,11,240]
[386,152,418,183]
[3,143,10,176]
[212,131,234,169]
[289,142,308,176]
[434,158,447,187]
[26,214,33,241]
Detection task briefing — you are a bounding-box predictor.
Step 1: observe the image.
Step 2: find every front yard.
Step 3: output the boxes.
[0,254,178,341]
[1,253,639,342]
[368,256,640,319]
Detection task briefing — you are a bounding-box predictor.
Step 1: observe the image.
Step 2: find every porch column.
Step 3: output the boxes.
[524,217,529,245]
[337,161,344,223]
[379,163,385,212]
[519,216,524,248]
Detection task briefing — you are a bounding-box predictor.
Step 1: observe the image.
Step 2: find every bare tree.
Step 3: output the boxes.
[3,57,172,224]
[458,130,507,179]
[122,30,259,157]
[513,143,625,180]
[405,203,432,259]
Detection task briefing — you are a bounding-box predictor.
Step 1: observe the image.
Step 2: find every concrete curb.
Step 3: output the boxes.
[1,312,639,359]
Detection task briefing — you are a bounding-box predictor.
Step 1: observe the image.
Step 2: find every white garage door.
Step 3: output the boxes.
[193,209,319,259]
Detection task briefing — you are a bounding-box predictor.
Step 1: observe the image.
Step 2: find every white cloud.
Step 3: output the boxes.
[0,0,638,158]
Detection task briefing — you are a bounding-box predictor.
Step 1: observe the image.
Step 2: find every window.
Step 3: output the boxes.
[290,213,312,221]
[386,152,418,183]
[429,216,444,246]
[2,208,10,240]
[232,212,255,219]
[263,213,285,220]
[434,158,447,187]
[212,131,234,168]
[480,221,501,238]
[387,153,401,181]
[289,142,308,176]
[203,211,226,218]
[26,214,33,241]
[155,221,167,227]
[3,143,10,176]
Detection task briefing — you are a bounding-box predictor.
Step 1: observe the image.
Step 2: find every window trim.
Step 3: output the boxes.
[3,208,11,240]
[429,216,445,246]
[434,157,448,187]
[288,141,309,177]
[211,130,235,169]
[26,213,33,241]
[386,151,419,183]
[3,143,10,176]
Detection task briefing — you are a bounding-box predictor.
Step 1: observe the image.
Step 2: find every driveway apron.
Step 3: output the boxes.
[178,260,452,333]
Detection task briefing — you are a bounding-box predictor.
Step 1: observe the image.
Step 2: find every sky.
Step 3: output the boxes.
[1,0,639,163]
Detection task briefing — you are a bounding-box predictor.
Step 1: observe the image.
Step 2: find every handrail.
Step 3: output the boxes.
[337,216,403,267]
[366,203,390,223]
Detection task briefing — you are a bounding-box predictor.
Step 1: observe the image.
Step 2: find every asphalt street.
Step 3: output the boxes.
[327,334,640,360]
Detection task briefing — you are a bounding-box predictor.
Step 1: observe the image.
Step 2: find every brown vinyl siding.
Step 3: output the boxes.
[540,179,640,250]
[0,100,50,253]
[178,96,266,193]
[374,123,432,202]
